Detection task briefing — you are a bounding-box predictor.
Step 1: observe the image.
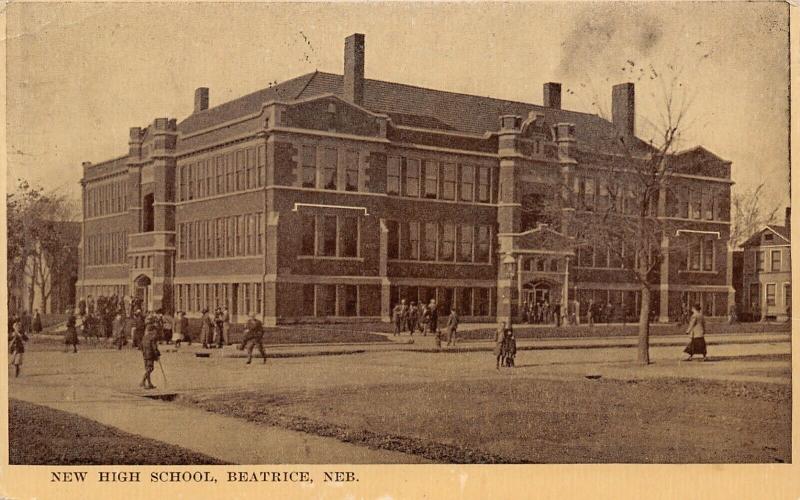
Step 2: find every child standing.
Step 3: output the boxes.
[503,329,517,367]
[9,321,29,377]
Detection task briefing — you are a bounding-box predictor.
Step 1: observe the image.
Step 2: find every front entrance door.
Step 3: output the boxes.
[133,275,152,312]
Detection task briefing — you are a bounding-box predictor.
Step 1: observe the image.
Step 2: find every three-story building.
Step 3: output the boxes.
[77,33,734,325]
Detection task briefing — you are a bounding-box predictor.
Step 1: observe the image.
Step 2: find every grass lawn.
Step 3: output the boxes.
[181,376,790,463]
[8,399,226,465]
[297,320,791,341]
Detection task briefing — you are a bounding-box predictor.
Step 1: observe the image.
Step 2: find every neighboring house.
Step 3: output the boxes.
[740,208,791,321]
[76,33,733,325]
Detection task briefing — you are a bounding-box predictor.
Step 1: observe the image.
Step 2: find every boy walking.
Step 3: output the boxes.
[140,320,161,390]
[9,321,29,377]
[240,313,267,364]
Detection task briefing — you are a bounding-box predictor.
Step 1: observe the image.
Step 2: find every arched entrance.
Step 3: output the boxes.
[522,279,555,306]
[134,274,152,312]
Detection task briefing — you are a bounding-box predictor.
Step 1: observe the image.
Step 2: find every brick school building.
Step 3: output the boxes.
[77,34,734,325]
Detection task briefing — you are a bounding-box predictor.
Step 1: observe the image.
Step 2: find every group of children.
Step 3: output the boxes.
[494,321,517,369]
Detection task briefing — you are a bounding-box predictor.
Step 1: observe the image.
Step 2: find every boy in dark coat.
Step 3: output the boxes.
[240,313,266,364]
[64,308,79,353]
[9,321,29,377]
[140,321,160,389]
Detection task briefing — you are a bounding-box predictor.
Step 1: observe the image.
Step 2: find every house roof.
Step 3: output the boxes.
[177,71,650,153]
[740,225,791,247]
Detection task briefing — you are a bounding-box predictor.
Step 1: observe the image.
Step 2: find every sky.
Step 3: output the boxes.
[6,2,791,212]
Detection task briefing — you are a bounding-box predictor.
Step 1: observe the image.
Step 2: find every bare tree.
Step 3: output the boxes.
[558,68,694,364]
[730,183,780,248]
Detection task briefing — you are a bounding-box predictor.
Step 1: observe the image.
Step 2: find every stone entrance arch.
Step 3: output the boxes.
[133,274,152,312]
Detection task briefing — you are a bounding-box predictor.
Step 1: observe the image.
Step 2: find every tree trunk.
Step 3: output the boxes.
[638,286,651,364]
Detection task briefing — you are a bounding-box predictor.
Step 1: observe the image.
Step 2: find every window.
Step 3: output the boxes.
[340,217,358,257]
[595,247,608,268]
[256,212,263,254]
[550,259,559,272]
[771,250,781,271]
[405,158,420,197]
[226,217,235,256]
[579,246,594,267]
[214,156,224,194]
[387,156,401,195]
[246,214,255,255]
[678,186,689,218]
[387,220,400,260]
[345,150,358,191]
[198,162,206,198]
[422,222,437,260]
[583,178,595,210]
[703,189,714,220]
[756,251,765,272]
[784,283,791,307]
[441,163,456,200]
[403,221,420,260]
[187,165,195,200]
[321,147,337,190]
[300,214,315,256]
[246,148,256,189]
[179,168,186,201]
[703,239,714,271]
[474,288,490,316]
[301,145,316,188]
[321,215,337,257]
[691,188,702,219]
[476,226,490,263]
[342,285,358,316]
[216,218,225,257]
[236,150,246,190]
[477,167,490,202]
[303,284,315,314]
[459,288,473,315]
[257,145,266,187]
[225,152,235,192]
[597,182,609,210]
[423,160,438,199]
[459,165,474,202]
[458,225,473,262]
[766,284,776,306]
[318,284,336,316]
[236,215,245,256]
[197,221,206,259]
[439,223,455,260]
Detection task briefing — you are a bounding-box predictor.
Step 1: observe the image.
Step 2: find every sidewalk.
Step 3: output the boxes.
[10,381,428,464]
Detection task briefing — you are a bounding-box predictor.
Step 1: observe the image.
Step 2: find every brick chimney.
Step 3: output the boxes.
[344,33,365,105]
[194,87,209,113]
[543,82,561,109]
[785,207,791,230]
[612,82,635,136]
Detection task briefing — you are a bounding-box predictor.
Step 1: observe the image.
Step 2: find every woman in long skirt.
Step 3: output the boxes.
[683,303,707,361]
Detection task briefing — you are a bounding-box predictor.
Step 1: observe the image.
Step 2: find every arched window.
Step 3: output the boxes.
[536,259,545,272]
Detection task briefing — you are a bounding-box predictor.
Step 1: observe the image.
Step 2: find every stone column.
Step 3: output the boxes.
[379,218,391,322]
[496,115,523,323]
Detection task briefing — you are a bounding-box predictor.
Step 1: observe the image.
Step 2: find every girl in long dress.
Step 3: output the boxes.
[683,303,707,361]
